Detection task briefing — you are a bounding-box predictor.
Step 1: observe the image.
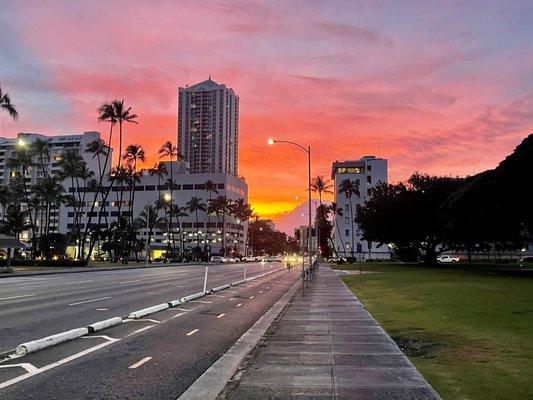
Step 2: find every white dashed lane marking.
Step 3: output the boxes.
[186,329,199,336]
[236,303,242,307]
[128,357,152,369]
[0,294,36,301]
[68,296,111,306]
[217,313,226,319]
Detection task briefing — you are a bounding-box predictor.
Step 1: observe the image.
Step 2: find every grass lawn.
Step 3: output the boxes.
[336,262,533,400]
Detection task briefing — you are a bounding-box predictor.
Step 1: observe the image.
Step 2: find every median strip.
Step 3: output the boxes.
[87,317,123,333]
[16,328,89,356]
[128,303,169,319]
[8,267,290,359]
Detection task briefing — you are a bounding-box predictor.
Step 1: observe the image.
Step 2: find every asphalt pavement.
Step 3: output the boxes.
[0,262,299,399]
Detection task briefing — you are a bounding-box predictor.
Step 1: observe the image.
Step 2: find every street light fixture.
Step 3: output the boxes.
[268,137,312,295]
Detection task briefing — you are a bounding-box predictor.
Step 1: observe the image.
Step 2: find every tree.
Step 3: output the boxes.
[248,219,299,256]
[203,180,218,256]
[135,204,164,263]
[441,133,533,255]
[159,141,178,253]
[30,138,50,178]
[0,205,31,240]
[356,174,464,264]
[186,196,206,257]
[148,162,167,198]
[85,139,108,180]
[328,202,344,257]
[338,178,360,258]
[0,85,18,120]
[123,144,145,224]
[112,99,138,168]
[311,175,333,204]
[230,198,253,256]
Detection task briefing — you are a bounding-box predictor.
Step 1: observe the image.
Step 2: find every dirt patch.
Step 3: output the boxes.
[392,335,444,358]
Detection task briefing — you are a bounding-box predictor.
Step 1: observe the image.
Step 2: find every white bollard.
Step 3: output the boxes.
[203,266,209,294]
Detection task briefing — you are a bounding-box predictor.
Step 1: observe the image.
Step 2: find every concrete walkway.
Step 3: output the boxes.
[228,265,441,399]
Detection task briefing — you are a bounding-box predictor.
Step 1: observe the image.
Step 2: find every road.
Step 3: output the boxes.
[0,262,300,398]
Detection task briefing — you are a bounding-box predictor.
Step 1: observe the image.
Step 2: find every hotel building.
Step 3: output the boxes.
[331,156,390,260]
[178,78,239,176]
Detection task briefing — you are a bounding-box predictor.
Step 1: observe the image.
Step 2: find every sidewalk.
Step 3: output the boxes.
[227,265,441,399]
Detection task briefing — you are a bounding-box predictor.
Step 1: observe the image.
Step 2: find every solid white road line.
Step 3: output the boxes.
[217,313,226,319]
[170,312,187,320]
[120,280,141,284]
[236,303,242,307]
[210,294,225,298]
[68,296,111,306]
[96,308,108,311]
[66,280,94,284]
[186,329,199,336]
[0,294,36,301]
[128,356,152,369]
[191,300,212,304]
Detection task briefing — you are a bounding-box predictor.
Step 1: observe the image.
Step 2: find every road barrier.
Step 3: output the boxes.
[11,265,290,358]
[128,303,169,319]
[16,328,89,356]
[87,317,123,333]
[211,283,231,292]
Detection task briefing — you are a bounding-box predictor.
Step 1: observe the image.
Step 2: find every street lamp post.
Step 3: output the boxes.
[268,138,313,295]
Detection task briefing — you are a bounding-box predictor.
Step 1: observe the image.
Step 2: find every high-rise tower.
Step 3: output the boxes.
[178,78,239,175]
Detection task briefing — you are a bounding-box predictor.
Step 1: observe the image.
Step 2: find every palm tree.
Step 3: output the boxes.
[171,204,188,256]
[148,162,167,198]
[30,138,50,178]
[123,144,145,171]
[0,85,19,120]
[159,141,178,252]
[327,202,344,257]
[6,145,37,255]
[210,195,232,255]
[112,99,138,168]
[311,175,333,258]
[186,196,206,257]
[85,139,108,180]
[311,175,333,205]
[203,180,218,256]
[338,179,360,259]
[230,198,253,256]
[0,205,31,240]
[135,204,164,263]
[32,176,65,237]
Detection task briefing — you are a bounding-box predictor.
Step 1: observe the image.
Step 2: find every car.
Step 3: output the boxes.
[242,256,260,262]
[517,256,533,264]
[225,257,238,263]
[210,256,224,264]
[437,255,460,263]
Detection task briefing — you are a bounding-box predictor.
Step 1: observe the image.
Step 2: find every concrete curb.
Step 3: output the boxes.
[180,291,206,303]
[15,328,89,356]
[87,317,123,333]
[212,284,231,292]
[177,274,301,400]
[8,267,289,358]
[128,303,169,319]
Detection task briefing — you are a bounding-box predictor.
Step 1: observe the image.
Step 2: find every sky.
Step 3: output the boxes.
[0,0,532,231]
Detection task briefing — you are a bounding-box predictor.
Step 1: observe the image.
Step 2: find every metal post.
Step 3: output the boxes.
[203,266,209,293]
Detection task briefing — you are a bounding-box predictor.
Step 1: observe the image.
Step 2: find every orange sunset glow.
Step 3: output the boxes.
[1,1,531,228]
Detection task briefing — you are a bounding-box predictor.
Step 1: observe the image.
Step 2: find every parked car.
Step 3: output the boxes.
[225,257,239,263]
[437,255,460,263]
[210,256,224,264]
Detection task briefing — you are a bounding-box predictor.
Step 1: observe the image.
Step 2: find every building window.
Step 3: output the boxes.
[345,229,349,237]
[367,165,372,172]
[345,217,349,223]
[367,175,372,184]
[345,204,349,211]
